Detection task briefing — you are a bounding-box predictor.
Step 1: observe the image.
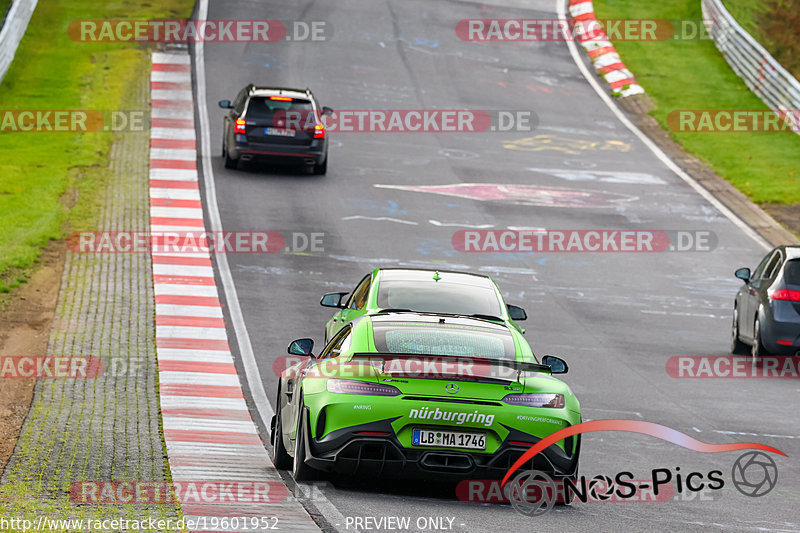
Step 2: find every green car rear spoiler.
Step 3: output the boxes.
[349,352,552,381]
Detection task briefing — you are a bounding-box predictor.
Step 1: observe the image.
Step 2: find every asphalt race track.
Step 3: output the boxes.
[195,0,799,530]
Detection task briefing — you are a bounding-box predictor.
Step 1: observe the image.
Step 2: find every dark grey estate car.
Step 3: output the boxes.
[219,85,331,174]
[732,245,800,357]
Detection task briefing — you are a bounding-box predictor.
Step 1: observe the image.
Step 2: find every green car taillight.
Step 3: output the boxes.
[502,393,565,408]
[326,379,401,396]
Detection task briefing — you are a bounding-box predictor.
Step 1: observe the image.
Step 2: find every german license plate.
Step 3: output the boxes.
[265,127,295,137]
[412,429,486,450]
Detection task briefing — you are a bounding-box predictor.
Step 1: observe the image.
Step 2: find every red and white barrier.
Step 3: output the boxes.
[149,51,313,531]
[568,0,645,97]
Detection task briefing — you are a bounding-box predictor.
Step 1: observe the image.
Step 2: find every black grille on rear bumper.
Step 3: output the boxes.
[304,417,580,479]
[420,452,474,472]
[402,396,503,406]
[333,439,407,476]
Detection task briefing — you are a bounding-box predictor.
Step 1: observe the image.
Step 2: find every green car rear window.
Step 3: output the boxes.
[376,280,502,317]
[373,323,515,360]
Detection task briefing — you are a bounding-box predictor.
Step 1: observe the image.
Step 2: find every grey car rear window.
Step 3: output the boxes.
[245,97,312,119]
[784,260,800,285]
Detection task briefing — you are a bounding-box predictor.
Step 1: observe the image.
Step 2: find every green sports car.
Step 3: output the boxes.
[270,311,581,482]
[320,268,528,342]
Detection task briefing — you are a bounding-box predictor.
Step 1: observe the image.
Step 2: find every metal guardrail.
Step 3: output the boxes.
[702,0,800,133]
[0,0,38,83]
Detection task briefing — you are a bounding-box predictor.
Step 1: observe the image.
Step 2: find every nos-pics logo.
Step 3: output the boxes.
[505,451,779,516]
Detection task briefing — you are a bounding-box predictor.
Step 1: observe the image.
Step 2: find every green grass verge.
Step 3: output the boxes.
[0,0,189,293]
[723,0,800,79]
[593,0,800,205]
[0,0,190,529]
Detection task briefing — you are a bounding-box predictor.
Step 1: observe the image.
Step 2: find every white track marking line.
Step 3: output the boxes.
[152,52,189,64]
[152,89,194,100]
[150,147,197,161]
[149,167,198,180]
[157,350,234,364]
[341,215,418,225]
[151,206,205,219]
[151,251,210,259]
[151,225,209,233]
[154,284,220,297]
[159,371,241,386]
[154,305,223,317]
[151,128,196,140]
[151,71,192,83]
[149,188,201,200]
[429,220,494,229]
[160,395,248,410]
[162,417,256,433]
[155,325,228,340]
[152,264,214,277]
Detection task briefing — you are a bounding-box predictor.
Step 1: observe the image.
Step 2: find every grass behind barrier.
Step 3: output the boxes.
[593,0,800,205]
[723,0,800,79]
